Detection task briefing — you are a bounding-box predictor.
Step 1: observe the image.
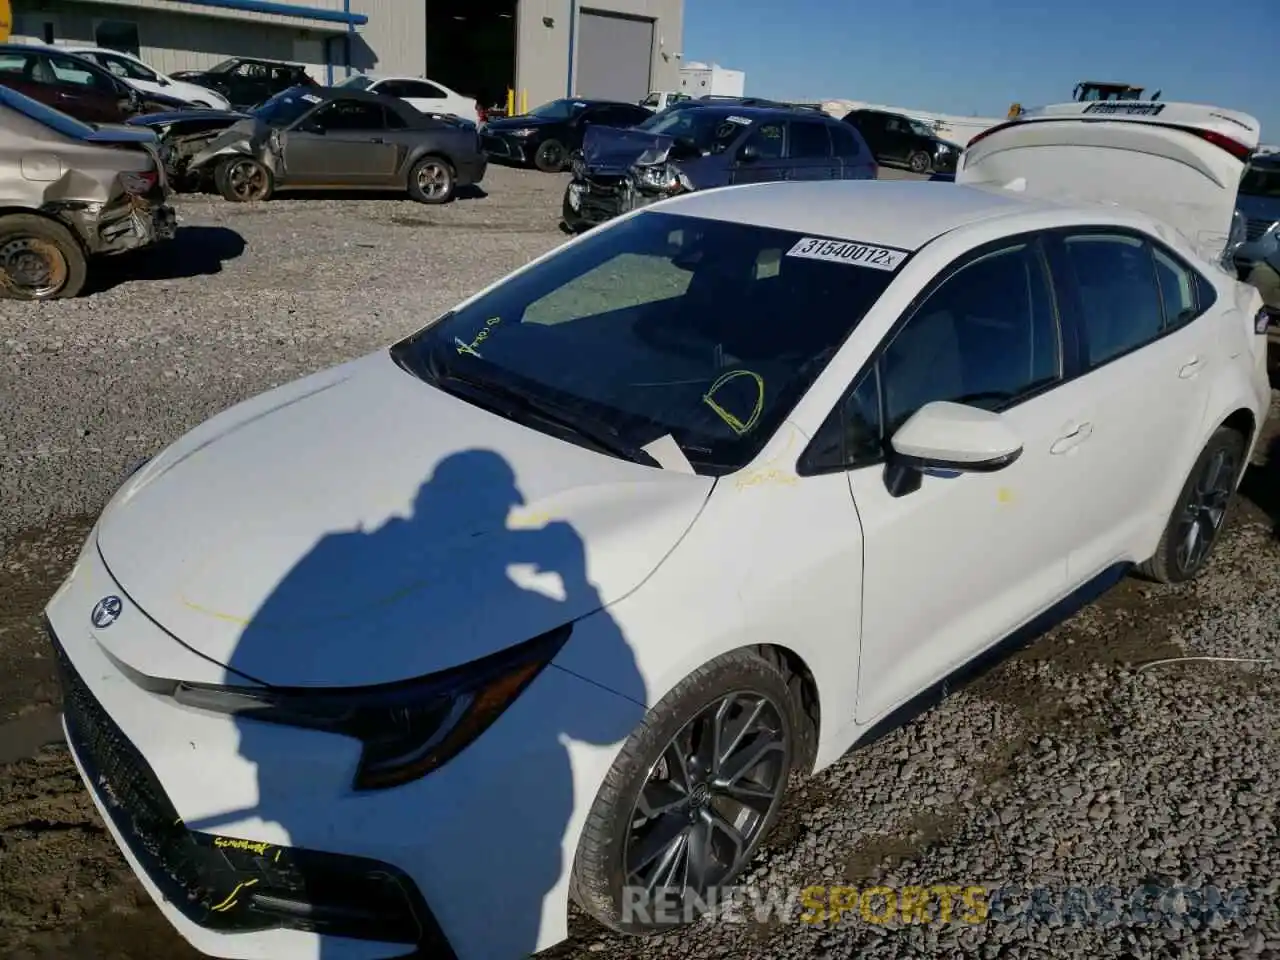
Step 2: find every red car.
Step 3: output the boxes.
[0,43,191,123]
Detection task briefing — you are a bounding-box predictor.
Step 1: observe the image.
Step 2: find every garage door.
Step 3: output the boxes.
[575,10,653,102]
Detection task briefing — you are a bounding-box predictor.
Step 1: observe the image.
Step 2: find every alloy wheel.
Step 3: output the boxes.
[909,151,930,173]
[624,692,789,911]
[0,236,68,299]
[1175,445,1237,574]
[415,161,451,200]
[226,159,267,201]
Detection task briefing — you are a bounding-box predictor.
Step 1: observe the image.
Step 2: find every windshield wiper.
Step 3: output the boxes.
[429,354,660,468]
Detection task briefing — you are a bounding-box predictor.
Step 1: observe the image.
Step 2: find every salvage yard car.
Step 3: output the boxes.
[481,97,654,172]
[169,86,487,203]
[49,44,233,110]
[0,43,197,124]
[168,56,316,111]
[335,71,482,122]
[45,101,1272,960]
[0,85,175,300]
[842,107,963,175]
[561,103,876,232]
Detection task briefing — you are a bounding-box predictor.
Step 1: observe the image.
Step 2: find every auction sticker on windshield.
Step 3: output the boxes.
[786,237,908,271]
[301,93,322,103]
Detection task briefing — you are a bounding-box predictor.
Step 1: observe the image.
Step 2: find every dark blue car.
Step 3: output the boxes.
[561,104,877,232]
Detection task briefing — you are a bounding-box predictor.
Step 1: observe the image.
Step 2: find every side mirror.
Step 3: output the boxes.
[738,143,760,163]
[883,401,1022,498]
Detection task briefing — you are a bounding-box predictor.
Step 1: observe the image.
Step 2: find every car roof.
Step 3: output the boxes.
[659,179,1059,251]
[693,103,836,121]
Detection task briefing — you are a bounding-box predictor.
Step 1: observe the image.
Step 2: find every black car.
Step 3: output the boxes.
[841,108,962,175]
[169,57,316,110]
[480,98,654,172]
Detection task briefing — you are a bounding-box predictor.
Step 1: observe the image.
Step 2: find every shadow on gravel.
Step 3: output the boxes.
[88,226,245,294]
[261,184,488,203]
[1240,432,1280,540]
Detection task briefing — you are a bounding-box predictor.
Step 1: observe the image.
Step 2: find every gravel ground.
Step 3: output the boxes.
[1,164,1278,960]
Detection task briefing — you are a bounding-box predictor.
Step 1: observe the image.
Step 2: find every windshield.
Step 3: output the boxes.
[392,211,899,474]
[0,85,98,139]
[635,109,749,155]
[336,74,374,90]
[253,87,323,126]
[908,119,935,137]
[528,99,584,120]
[206,59,237,74]
[1240,164,1280,199]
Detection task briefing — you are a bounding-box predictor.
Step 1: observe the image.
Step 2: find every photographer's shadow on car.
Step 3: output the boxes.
[89,225,245,293]
[183,447,645,959]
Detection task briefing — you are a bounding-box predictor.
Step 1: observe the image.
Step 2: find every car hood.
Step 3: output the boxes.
[94,350,714,688]
[127,108,249,130]
[581,125,699,175]
[484,114,556,131]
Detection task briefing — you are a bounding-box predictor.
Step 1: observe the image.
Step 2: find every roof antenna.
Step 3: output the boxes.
[1150,90,1162,101]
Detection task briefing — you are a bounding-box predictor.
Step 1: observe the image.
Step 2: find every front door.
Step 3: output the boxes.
[44,52,123,122]
[729,120,788,184]
[283,99,401,186]
[850,237,1085,724]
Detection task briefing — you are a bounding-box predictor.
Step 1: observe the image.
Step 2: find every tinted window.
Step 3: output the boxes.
[394,211,899,474]
[1062,234,1164,365]
[743,121,784,160]
[882,244,1060,430]
[314,99,386,130]
[47,55,115,93]
[830,123,863,158]
[232,62,269,78]
[1239,164,1280,198]
[1151,245,1199,330]
[789,121,832,159]
[404,80,448,99]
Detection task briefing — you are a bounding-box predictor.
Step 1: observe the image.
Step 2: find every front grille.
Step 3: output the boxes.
[1246,217,1275,241]
[48,621,455,954]
[578,175,631,223]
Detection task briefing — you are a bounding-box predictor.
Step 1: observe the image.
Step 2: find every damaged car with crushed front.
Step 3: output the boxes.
[562,104,875,232]
[0,85,175,300]
[152,85,486,203]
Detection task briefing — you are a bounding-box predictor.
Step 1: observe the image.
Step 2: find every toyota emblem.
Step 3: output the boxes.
[91,596,123,629]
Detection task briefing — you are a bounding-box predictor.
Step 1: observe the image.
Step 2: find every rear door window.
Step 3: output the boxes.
[830,123,864,158]
[1061,233,1165,365]
[787,121,833,159]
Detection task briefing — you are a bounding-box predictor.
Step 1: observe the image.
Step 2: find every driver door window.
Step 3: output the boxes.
[741,121,785,160]
[99,53,156,83]
[47,54,114,93]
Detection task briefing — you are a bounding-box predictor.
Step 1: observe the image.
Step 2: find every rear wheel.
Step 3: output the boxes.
[216,156,274,202]
[570,648,802,934]
[1137,426,1246,583]
[0,214,88,301]
[534,139,567,172]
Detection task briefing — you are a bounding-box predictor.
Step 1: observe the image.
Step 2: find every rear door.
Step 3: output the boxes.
[785,118,840,180]
[729,118,788,184]
[877,114,914,164]
[283,99,401,185]
[958,101,1261,263]
[1042,228,1220,581]
[830,120,875,179]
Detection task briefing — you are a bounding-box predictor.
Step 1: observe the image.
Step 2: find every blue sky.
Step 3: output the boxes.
[682,0,1276,137]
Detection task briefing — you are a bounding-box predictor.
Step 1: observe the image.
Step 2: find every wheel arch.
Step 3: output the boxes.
[755,643,821,775]
[405,149,456,184]
[1,206,89,255]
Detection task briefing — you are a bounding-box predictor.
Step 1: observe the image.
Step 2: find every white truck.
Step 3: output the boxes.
[677,62,745,99]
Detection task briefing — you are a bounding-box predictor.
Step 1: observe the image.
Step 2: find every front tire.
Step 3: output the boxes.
[570,648,801,935]
[215,156,274,202]
[407,156,456,204]
[1137,426,1246,583]
[908,150,932,174]
[0,214,88,301]
[534,138,567,172]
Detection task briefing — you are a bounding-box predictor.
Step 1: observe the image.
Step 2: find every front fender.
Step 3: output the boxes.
[188,140,254,172]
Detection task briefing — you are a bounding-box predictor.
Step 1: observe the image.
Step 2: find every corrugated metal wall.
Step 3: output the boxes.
[574,9,652,102]
[350,0,425,76]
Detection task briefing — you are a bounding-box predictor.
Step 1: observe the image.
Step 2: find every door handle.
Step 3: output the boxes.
[1050,421,1093,455]
[1178,356,1205,379]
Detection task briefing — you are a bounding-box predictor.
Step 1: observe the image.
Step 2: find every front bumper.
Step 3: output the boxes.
[480,132,528,163]
[564,175,667,229]
[45,538,644,960]
[454,151,488,187]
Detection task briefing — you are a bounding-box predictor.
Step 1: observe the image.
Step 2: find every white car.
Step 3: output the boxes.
[52,45,231,110]
[336,72,479,122]
[46,101,1272,960]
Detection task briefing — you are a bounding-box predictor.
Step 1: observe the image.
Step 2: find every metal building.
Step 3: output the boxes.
[9,0,682,111]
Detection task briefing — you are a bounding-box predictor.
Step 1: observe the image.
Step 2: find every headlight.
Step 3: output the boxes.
[635,163,681,192]
[510,127,537,138]
[173,624,572,790]
[1257,307,1273,334]
[936,143,952,153]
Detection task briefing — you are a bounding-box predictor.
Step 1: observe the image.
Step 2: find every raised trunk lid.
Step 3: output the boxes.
[958,101,1261,261]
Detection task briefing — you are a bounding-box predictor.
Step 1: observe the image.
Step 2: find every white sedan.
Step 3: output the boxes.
[46,101,1272,960]
[50,45,231,110]
[335,72,480,122]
